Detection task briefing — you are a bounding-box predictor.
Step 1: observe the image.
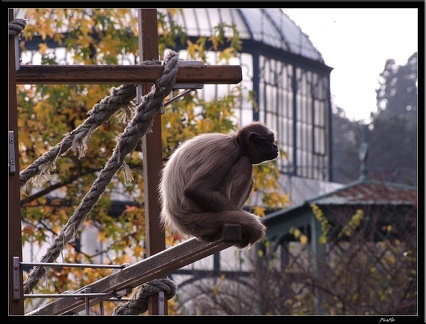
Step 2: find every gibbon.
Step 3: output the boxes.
[159,121,278,248]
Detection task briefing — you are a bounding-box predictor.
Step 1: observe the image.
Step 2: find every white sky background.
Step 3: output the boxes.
[283,8,418,122]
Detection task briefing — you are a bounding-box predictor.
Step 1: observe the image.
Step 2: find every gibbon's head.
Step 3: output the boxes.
[236,122,278,164]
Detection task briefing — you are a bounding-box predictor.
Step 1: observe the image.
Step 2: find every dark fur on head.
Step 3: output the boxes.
[159,122,278,248]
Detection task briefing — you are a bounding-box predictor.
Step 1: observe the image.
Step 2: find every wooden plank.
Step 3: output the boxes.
[15,64,242,84]
[26,224,241,315]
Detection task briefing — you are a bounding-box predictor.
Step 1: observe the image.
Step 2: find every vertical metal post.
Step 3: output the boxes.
[137,9,167,315]
[84,288,91,315]
[158,291,165,315]
[9,8,24,315]
[99,301,104,315]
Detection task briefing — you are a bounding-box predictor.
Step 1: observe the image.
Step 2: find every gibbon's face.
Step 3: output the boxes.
[237,122,279,165]
[249,133,278,164]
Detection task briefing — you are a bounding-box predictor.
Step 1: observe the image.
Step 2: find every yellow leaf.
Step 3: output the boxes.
[97,231,109,243]
[208,35,220,50]
[300,235,308,245]
[280,193,291,208]
[218,47,235,63]
[253,206,265,217]
[20,133,33,150]
[38,43,49,54]
[293,228,300,238]
[186,40,198,57]
[133,244,145,258]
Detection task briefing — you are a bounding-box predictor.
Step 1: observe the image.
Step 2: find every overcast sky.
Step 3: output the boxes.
[283,8,418,122]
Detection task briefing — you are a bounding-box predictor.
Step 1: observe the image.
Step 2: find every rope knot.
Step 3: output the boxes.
[9,18,27,36]
[112,278,177,315]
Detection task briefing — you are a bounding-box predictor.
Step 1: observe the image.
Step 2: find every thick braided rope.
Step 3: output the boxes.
[20,83,138,187]
[9,18,27,36]
[112,278,177,315]
[23,51,179,294]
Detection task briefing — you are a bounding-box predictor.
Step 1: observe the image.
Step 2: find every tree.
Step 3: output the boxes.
[16,9,288,314]
[368,53,418,185]
[331,53,418,186]
[179,203,417,315]
[331,105,363,183]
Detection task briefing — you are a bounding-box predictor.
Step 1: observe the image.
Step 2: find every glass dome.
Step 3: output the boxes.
[163,8,333,182]
[163,8,324,62]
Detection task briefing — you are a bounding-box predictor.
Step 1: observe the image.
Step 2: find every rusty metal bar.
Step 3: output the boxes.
[25,293,112,298]
[21,262,125,269]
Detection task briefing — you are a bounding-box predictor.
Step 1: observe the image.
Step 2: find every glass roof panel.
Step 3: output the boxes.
[163,8,324,63]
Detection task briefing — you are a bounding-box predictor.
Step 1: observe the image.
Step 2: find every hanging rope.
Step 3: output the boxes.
[19,83,138,186]
[112,278,177,315]
[9,17,27,36]
[23,51,179,294]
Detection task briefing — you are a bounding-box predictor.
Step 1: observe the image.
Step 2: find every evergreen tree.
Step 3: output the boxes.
[368,52,418,185]
[331,52,417,186]
[331,106,362,183]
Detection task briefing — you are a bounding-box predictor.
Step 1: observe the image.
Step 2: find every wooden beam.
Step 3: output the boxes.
[26,224,242,315]
[15,64,242,84]
[138,8,164,315]
[9,9,25,315]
